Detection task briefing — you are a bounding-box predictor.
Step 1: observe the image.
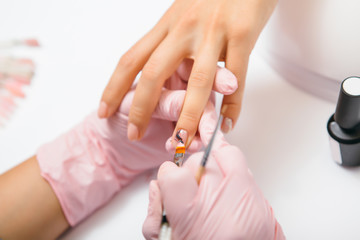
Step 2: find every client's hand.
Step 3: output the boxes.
[36,63,237,226]
[143,145,285,240]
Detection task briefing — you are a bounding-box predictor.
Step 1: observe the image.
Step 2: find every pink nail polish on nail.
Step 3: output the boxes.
[98,101,108,118]
[221,117,233,134]
[127,123,139,141]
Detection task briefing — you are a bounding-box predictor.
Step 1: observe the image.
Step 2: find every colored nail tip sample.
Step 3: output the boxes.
[0,41,37,127]
[127,123,140,141]
[24,39,40,47]
[0,107,10,118]
[11,75,31,85]
[5,81,25,98]
[0,99,15,110]
[0,95,15,104]
[17,58,35,66]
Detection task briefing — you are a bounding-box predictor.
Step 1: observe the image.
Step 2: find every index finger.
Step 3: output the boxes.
[98,24,167,118]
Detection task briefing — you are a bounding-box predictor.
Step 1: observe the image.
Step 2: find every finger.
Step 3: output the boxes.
[213,67,238,95]
[98,24,167,118]
[166,60,238,95]
[128,34,188,141]
[124,88,227,148]
[119,88,185,119]
[157,161,198,217]
[221,41,250,133]
[210,145,256,201]
[118,89,136,115]
[213,145,249,178]
[174,43,222,147]
[176,58,193,82]
[163,59,193,90]
[142,180,162,240]
[183,151,224,190]
[165,136,203,154]
[152,90,185,121]
[163,70,188,90]
[198,101,229,149]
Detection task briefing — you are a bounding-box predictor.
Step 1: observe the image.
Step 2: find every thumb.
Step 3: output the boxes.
[152,89,185,122]
[118,88,186,121]
[157,161,198,218]
[198,101,229,149]
[176,59,238,95]
[142,180,163,240]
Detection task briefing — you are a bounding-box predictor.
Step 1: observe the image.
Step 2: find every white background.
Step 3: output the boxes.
[1,0,360,239]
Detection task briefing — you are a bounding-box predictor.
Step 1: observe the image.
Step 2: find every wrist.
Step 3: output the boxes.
[36,112,125,226]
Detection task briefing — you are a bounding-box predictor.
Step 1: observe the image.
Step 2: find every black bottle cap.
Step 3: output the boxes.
[334,76,360,130]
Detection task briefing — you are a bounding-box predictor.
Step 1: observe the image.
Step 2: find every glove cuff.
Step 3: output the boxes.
[36,114,132,226]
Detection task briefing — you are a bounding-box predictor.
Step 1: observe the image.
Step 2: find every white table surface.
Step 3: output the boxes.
[1,1,360,239]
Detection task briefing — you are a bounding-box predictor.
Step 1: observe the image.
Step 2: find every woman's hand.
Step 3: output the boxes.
[99,0,278,145]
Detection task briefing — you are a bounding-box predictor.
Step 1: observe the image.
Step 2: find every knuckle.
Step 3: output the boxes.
[206,12,225,33]
[129,104,149,124]
[189,70,211,88]
[180,110,201,126]
[142,58,162,80]
[228,23,253,42]
[178,10,198,29]
[102,82,123,102]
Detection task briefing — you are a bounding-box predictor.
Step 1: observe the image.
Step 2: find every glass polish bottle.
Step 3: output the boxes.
[327,76,360,166]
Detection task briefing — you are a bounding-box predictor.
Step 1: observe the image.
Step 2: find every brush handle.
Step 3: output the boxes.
[195,166,205,184]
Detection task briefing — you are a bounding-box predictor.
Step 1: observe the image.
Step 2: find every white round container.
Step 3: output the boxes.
[259,0,360,102]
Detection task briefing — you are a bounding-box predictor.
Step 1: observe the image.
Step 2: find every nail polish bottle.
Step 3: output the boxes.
[327,76,360,166]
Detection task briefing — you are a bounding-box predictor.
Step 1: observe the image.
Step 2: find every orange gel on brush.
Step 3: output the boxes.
[174,144,185,167]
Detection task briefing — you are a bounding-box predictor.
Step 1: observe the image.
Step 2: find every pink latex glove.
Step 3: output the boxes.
[36,63,238,226]
[143,134,285,239]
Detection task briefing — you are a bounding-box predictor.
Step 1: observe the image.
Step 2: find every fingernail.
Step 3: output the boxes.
[98,101,108,118]
[221,117,233,134]
[167,139,176,151]
[127,123,139,141]
[221,104,228,115]
[173,129,188,148]
[5,81,25,98]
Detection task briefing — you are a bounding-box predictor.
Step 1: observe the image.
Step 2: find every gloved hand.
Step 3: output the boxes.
[36,62,238,226]
[143,139,285,239]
